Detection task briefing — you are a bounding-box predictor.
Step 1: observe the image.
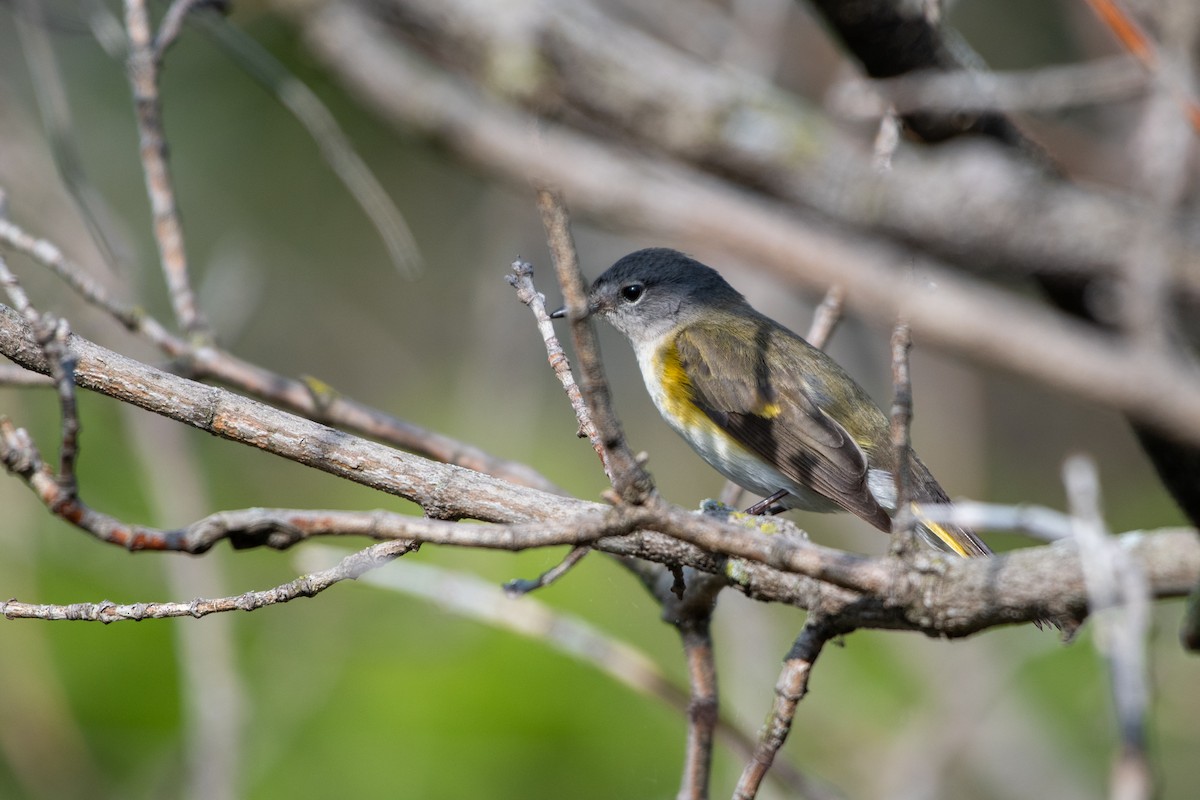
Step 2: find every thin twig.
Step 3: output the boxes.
[0,540,418,622]
[535,188,654,504]
[804,285,846,351]
[676,614,718,800]
[1064,456,1153,800]
[506,256,605,590]
[733,619,834,800]
[123,0,208,337]
[0,256,80,495]
[503,544,591,596]
[507,258,601,458]
[153,0,214,58]
[888,321,917,556]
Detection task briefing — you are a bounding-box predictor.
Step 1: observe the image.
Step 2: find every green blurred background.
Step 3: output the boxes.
[0,2,1194,798]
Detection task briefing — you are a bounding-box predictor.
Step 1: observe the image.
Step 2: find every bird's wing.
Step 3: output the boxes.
[672,324,892,531]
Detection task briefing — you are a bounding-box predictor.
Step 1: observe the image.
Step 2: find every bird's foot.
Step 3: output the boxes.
[744,489,790,516]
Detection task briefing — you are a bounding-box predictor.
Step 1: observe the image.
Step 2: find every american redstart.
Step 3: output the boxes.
[552,247,990,558]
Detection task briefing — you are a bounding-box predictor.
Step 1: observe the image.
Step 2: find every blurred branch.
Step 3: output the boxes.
[0,364,53,387]
[1082,0,1200,130]
[829,56,1148,118]
[887,320,917,555]
[804,286,846,351]
[13,0,132,274]
[296,3,1200,448]
[126,407,244,800]
[1065,456,1154,800]
[153,0,216,58]
[301,0,1200,298]
[193,10,423,277]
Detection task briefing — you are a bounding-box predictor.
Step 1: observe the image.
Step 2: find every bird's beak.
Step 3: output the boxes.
[550,300,594,319]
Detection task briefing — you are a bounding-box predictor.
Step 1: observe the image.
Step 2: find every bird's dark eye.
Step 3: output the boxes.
[620,283,645,303]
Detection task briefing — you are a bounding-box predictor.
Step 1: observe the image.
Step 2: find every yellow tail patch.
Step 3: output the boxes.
[912,503,970,557]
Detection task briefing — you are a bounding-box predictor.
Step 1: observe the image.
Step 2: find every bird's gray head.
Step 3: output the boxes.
[557,248,746,346]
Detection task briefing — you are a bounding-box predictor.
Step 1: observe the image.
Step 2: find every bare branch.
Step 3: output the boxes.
[123,0,208,336]
[502,544,590,596]
[0,303,570,524]
[804,286,846,352]
[733,620,833,800]
[0,364,53,387]
[303,0,1200,298]
[506,258,601,467]
[676,613,718,800]
[0,540,418,622]
[536,189,654,504]
[0,256,81,494]
[2,302,1197,630]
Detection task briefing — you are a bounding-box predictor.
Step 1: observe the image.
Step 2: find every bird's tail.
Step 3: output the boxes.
[907,457,992,558]
[912,509,992,557]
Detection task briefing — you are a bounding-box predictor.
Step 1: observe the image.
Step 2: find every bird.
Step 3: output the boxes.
[553,247,990,558]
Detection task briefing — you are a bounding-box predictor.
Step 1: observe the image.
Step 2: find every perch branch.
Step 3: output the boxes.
[3,304,1199,632]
